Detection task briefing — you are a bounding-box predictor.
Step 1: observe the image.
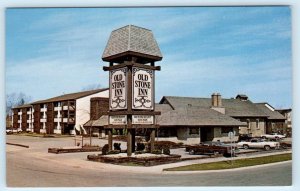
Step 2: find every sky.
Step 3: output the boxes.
[5,7,292,108]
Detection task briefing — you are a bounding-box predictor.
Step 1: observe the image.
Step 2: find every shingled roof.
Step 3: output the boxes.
[157,106,246,126]
[84,115,108,127]
[102,25,162,62]
[255,103,286,120]
[31,88,109,104]
[12,104,32,109]
[160,96,269,118]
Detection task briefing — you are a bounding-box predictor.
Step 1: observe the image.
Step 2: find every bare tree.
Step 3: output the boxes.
[6,92,32,115]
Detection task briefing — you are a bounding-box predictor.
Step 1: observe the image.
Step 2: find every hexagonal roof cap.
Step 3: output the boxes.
[102,25,163,62]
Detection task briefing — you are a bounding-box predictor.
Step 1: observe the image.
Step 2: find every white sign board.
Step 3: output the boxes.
[228,132,234,140]
[109,68,127,110]
[132,115,154,125]
[132,67,154,110]
[109,115,127,125]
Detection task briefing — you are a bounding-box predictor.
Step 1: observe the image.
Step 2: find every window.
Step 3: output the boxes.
[256,119,260,129]
[221,127,233,134]
[247,119,251,129]
[189,127,199,135]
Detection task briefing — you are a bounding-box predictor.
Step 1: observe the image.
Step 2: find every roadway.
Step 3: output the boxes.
[6,135,292,187]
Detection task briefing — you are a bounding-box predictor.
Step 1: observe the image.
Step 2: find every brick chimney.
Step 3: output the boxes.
[211,93,225,114]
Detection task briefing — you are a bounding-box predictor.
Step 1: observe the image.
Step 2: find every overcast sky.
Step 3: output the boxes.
[5,7,292,108]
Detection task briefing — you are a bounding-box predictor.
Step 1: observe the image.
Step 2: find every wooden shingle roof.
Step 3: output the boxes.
[102,25,162,62]
[157,106,246,126]
[160,96,269,118]
[255,103,286,120]
[30,88,108,104]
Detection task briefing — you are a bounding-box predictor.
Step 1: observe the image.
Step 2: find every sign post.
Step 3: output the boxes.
[102,25,162,156]
[228,131,234,165]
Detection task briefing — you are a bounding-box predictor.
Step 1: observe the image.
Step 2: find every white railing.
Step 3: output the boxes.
[63,118,68,123]
[27,111,32,114]
[41,108,47,112]
[18,112,22,115]
[27,119,31,123]
[63,106,75,110]
[17,120,21,123]
[54,106,62,111]
[40,118,47,123]
[54,118,61,122]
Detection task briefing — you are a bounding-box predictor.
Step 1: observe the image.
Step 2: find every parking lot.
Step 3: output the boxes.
[6,134,292,187]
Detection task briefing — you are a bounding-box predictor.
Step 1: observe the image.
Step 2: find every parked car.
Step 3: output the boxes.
[237,138,280,151]
[6,128,22,134]
[261,133,285,139]
[186,142,236,157]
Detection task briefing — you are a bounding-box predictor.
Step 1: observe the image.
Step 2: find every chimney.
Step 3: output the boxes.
[211,93,218,107]
[211,93,222,107]
[211,93,225,114]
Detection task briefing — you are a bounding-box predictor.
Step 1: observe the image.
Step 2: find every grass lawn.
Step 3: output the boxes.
[164,153,292,171]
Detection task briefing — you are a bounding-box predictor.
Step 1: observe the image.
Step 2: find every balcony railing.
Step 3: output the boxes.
[40,118,47,123]
[41,108,47,112]
[54,117,62,122]
[27,111,32,114]
[54,106,62,111]
[63,106,75,110]
[18,112,22,115]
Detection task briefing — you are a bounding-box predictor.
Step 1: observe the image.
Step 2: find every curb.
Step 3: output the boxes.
[6,143,29,148]
[162,160,292,174]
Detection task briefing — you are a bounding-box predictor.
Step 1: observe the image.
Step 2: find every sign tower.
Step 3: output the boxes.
[102,25,162,156]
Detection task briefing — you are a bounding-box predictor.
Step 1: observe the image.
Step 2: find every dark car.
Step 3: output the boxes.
[186,142,236,157]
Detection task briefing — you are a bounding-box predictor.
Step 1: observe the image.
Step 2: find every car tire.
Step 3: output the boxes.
[189,149,195,155]
[264,145,271,151]
[243,144,249,150]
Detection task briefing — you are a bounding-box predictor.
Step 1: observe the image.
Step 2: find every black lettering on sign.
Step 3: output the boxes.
[138,88,148,96]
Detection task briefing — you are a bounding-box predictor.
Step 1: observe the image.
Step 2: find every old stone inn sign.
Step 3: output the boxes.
[102,25,162,156]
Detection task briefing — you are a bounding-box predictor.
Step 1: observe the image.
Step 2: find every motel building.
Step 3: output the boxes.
[12,88,108,135]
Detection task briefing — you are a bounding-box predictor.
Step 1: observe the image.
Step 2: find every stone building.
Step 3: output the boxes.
[255,103,286,135]
[276,108,292,137]
[155,93,282,144]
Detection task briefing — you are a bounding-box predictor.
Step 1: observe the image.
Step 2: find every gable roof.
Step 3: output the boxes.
[31,88,109,105]
[157,106,246,126]
[12,104,32,109]
[160,96,269,118]
[102,25,162,62]
[255,103,286,120]
[84,115,108,127]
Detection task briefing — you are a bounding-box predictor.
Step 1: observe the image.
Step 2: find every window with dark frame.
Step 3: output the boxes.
[189,127,199,135]
[221,127,233,134]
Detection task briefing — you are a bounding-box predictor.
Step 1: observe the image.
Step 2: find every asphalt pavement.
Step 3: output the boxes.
[5,135,292,187]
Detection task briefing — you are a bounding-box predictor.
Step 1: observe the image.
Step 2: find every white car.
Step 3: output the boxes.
[6,128,22,134]
[237,138,280,151]
[261,133,285,139]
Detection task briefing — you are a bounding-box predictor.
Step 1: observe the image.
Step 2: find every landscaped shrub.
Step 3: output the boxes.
[113,143,121,151]
[136,143,145,151]
[102,144,109,155]
[162,147,171,155]
[151,149,162,155]
[108,150,120,155]
[134,151,145,155]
